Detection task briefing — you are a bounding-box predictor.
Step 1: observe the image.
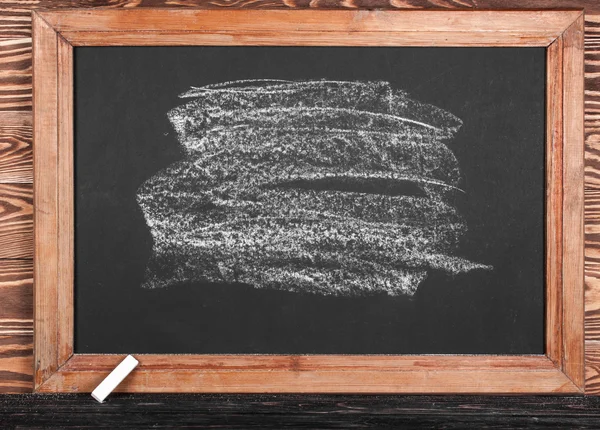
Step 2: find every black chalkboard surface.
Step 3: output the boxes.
[74,46,545,354]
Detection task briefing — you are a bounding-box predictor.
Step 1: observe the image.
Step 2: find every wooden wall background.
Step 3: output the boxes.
[0,0,599,394]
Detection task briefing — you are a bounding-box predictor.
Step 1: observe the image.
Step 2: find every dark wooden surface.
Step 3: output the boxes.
[1,394,600,428]
[1,0,600,394]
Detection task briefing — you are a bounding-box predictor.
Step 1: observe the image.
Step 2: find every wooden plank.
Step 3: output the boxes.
[44,369,574,394]
[40,364,578,394]
[0,183,31,259]
[547,38,564,366]
[38,355,577,394]
[143,0,600,11]
[583,13,600,168]
[0,38,31,112]
[0,259,32,394]
[7,394,600,428]
[585,189,600,279]
[0,112,31,183]
[562,13,586,390]
[0,1,139,39]
[38,9,582,36]
[0,1,597,41]
[586,340,600,394]
[62,354,559,372]
[0,1,596,41]
[0,1,41,40]
[0,335,32,393]
[32,11,58,390]
[590,349,600,387]
[63,30,557,47]
[586,276,600,340]
[584,11,600,394]
[0,260,32,326]
[56,37,72,366]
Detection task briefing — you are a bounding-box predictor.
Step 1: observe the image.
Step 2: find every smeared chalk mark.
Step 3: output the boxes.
[136,79,492,296]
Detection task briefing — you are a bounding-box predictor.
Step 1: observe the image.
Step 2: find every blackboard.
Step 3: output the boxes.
[74,46,545,354]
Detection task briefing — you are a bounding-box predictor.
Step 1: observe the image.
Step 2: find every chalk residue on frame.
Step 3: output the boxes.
[136,79,491,296]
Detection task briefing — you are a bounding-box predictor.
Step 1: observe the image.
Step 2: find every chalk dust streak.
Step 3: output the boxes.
[136,79,491,296]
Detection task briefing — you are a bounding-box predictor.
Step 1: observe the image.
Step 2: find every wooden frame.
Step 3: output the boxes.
[32,9,585,393]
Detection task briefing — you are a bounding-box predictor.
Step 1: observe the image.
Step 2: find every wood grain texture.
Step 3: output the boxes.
[0,38,31,112]
[0,0,597,394]
[32,11,58,389]
[62,354,559,371]
[39,355,577,394]
[0,1,145,39]
[0,112,31,183]
[63,30,558,46]
[45,355,571,394]
[546,38,564,367]
[562,13,585,389]
[39,9,583,34]
[0,0,585,49]
[0,183,31,259]
[56,37,72,367]
[0,260,32,325]
[0,337,32,393]
[0,260,32,394]
[585,340,600,393]
[0,0,596,42]
[586,276,600,338]
[5,394,600,428]
[585,12,600,394]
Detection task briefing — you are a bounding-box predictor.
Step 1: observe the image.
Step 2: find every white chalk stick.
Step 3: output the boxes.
[91,355,138,403]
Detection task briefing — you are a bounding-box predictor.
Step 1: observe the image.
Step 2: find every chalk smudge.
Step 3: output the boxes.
[136,79,492,296]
